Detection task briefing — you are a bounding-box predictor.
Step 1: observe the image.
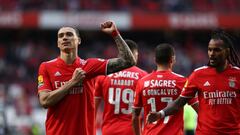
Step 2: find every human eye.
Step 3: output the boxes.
[58,33,64,38]
[66,32,74,37]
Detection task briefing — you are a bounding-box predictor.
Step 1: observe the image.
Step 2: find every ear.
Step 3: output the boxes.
[170,56,176,64]
[226,48,230,57]
[78,37,81,45]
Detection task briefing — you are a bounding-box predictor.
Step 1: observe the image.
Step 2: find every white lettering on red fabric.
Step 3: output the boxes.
[203,90,236,105]
[54,81,83,94]
[111,71,140,80]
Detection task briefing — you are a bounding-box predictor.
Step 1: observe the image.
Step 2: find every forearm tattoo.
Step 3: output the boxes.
[107,35,136,74]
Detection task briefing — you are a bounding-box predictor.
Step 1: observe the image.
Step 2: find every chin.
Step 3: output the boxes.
[208,62,217,67]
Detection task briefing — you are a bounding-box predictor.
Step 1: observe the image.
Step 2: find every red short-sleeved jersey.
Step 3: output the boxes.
[134,70,198,135]
[95,66,147,135]
[181,65,240,135]
[38,57,108,135]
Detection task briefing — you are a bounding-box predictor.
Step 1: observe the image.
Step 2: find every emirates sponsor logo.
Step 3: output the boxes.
[204,90,237,105]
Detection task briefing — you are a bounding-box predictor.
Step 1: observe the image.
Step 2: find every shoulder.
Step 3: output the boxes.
[229,66,240,75]
[132,66,148,74]
[170,72,186,82]
[191,66,210,75]
[188,65,211,78]
[86,58,106,63]
[171,72,185,78]
[193,66,209,72]
[39,58,58,68]
[138,72,153,81]
[231,66,240,70]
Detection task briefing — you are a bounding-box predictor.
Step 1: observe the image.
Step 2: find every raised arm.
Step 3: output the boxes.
[147,96,189,123]
[101,21,136,74]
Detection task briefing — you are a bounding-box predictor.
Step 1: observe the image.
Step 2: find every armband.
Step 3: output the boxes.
[111,30,119,37]
[159,110,165,118]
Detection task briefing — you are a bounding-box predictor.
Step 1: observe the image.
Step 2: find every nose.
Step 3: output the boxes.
[62,35,68,41]
[63,37,68,41]
[208,50,215,57]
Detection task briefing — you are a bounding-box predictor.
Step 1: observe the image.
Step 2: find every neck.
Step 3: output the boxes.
[60,51,77,64]
[215,60,228,73]
[157,64,172,71]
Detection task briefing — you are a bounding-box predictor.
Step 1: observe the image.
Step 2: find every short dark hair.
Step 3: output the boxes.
[155,43,175,65]
[58,26,80,37]
[72,27,80,38]
[125,39,138,52]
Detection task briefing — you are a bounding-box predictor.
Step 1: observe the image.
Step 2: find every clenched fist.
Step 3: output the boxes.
[146,112,162,124]
[101,21,118,35]
[70,68,86,86]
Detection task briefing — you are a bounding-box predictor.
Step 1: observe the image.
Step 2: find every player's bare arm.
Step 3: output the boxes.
[147,96,188,123]
[38,68,86,108]
[132,108,142,135]
[101,21,136,74]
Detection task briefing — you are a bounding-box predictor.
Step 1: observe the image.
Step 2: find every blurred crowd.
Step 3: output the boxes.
[0,0,239,12]
[0,29,239,135]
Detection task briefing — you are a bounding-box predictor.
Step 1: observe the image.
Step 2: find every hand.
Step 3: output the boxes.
[146,112,161,124]
[70,68,86,85]
[101,21,118,34]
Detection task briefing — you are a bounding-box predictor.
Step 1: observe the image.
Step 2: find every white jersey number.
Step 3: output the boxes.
[108,88,134,114]
[147,97,173,124]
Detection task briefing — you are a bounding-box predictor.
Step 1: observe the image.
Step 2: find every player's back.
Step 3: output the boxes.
[95,66,147,135]
[134,70,186,135]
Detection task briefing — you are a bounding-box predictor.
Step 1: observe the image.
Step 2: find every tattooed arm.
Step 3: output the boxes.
[101,21,136,74]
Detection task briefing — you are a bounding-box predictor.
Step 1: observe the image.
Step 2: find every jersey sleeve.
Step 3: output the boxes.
[180,72,198,98]
[37,62,53,93]
[187,97,198,105]
[133,80,143,108]
[94,76,105,98]
[83,58,108,78]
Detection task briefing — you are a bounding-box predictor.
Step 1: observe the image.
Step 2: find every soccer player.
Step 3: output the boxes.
[132,43,198,135]
[37,21,136,135]
[147,30,240,135]
[95,39,147,135]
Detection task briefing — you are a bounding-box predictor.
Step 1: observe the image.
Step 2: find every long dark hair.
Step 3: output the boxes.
[211,29,240,67]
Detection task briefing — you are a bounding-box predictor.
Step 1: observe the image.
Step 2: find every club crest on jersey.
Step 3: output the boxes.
[144,81,150,87]
[38,75,44,87]
[80,59,87,65]
[228,77,236,88]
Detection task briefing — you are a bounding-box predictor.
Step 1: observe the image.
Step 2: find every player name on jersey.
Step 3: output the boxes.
[142,79,178,96]
[143,88,178,96]
[109,71,140,86]
[110,79,134,86]
[204,90,237,105]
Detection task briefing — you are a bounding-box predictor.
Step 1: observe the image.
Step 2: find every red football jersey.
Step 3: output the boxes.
[181,65,240,135]
[134,70,198,135]
[38,57,108,135]
[95,66,147,135]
